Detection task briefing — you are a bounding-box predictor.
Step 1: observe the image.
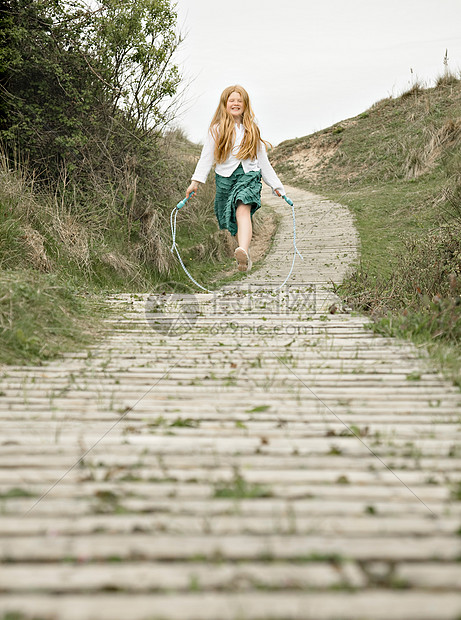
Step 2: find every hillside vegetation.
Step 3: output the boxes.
[0,1,256,364]
[272,73,461,384]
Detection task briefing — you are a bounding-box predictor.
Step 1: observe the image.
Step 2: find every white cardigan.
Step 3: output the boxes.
[191,123,285,195]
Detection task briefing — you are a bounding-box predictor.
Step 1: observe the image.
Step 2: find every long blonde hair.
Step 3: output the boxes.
[209,85,271,164]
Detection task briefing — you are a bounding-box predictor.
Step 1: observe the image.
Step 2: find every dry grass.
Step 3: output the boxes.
[400,81,426,100]
[21,225,52,272]
[136,206,174,274]
[0,130,235,288]
[53,212,91,267]
[100,251,138,278]
[405,119,461,179]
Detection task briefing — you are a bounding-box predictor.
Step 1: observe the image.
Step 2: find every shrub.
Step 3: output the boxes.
[1,0,182,176]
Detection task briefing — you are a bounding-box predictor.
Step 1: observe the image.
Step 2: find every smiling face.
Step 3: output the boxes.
[226,91,245,124]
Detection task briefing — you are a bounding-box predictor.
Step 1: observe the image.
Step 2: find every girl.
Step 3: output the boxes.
[185,85,285,273]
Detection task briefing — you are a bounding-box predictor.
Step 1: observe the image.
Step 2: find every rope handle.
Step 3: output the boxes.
[176,191,195,210]
[282,195,293,206]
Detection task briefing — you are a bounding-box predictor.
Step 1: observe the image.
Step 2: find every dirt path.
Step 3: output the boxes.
[0,185,460,619]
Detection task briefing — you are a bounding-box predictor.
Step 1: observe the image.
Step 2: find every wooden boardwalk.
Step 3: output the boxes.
[0,186,460,619]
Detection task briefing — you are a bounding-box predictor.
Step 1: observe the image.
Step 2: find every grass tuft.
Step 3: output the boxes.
[213,469,273,499]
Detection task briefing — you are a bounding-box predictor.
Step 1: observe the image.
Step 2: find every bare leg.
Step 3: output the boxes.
[236,203,252,251]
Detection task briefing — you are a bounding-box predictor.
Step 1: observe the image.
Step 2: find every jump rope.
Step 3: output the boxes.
[170,191,303,293]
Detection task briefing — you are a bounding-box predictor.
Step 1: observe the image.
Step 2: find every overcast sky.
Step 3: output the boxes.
[173,0,461,145]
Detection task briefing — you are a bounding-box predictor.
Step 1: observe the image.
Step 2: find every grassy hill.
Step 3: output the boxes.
[271,74,461,384]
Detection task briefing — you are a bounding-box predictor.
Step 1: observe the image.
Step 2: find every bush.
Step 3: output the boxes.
[1,0,182,175]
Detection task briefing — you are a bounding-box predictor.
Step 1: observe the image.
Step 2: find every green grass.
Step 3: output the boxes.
[0,487,35,499]
[245,405,271,413]
[324,176,442,278]
[1,614,47,620]
[0,270,109,365]
[169,417,200,428]
[451,481,461,501]
[213,471,273,499]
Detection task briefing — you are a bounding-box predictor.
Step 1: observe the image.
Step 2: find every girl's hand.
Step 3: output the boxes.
[186,181,199,199]
[274,189,281,197]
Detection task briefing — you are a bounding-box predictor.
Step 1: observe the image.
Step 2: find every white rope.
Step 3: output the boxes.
[274,196,304,290]
[170,194,303,293]
[170,206,211,292]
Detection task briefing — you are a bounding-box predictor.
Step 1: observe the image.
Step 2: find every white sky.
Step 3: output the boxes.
[173,0,461,145]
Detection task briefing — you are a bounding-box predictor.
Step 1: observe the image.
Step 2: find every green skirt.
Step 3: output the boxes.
[215,164,262,236]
